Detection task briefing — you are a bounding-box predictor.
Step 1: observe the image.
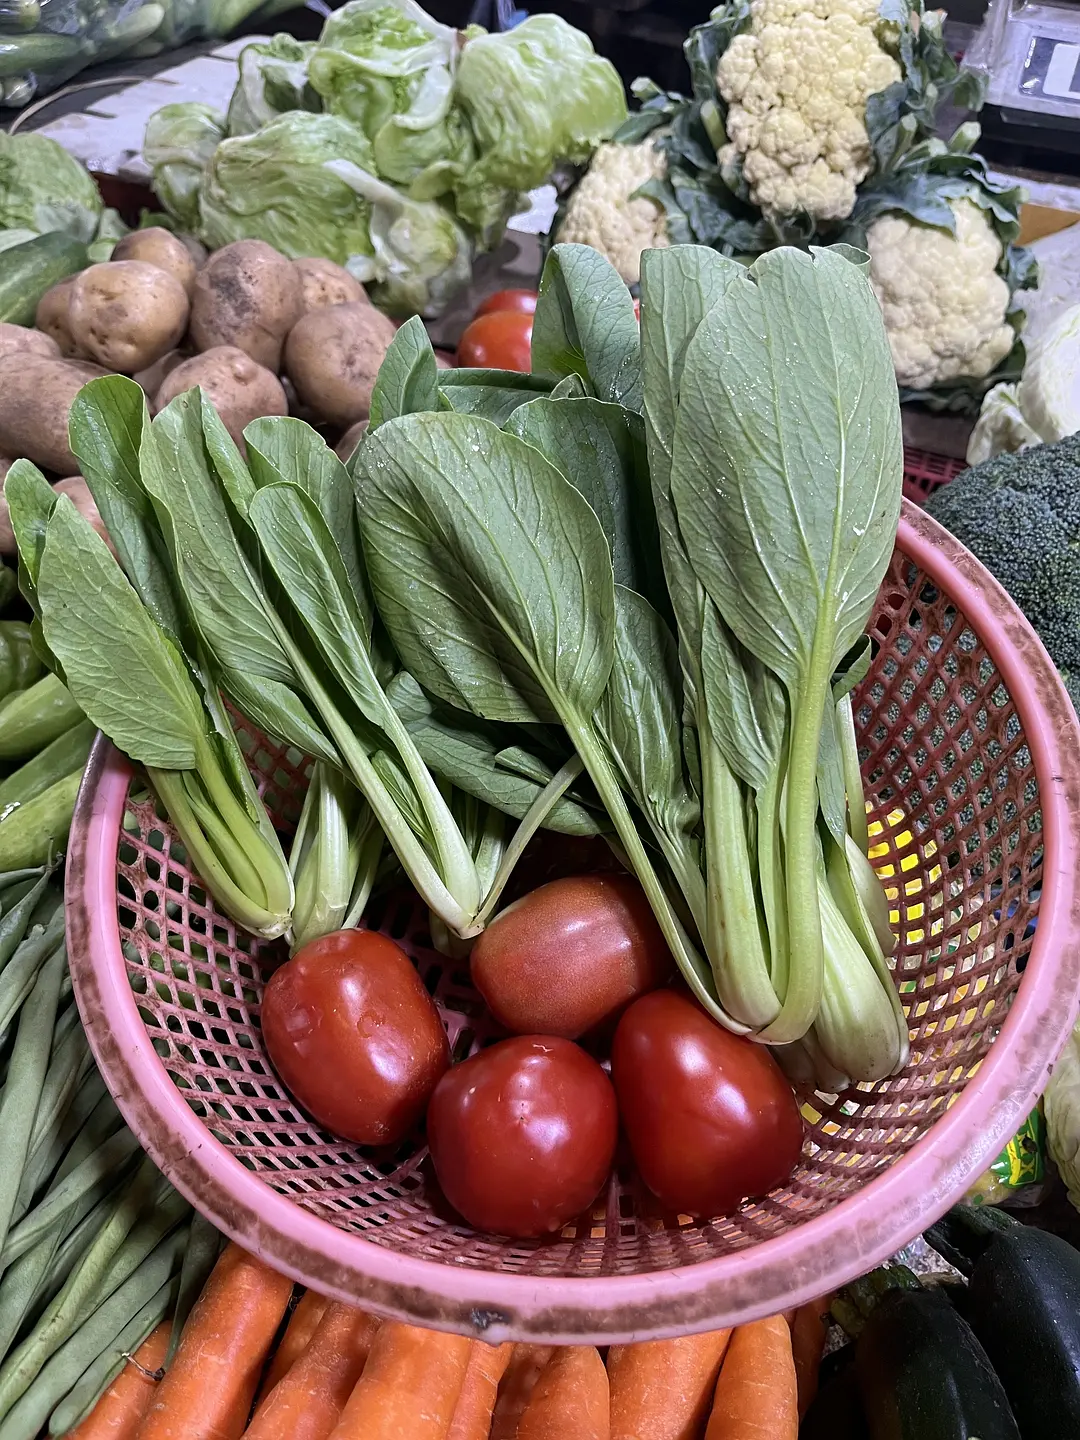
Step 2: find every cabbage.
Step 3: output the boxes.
[0,132,102,242]
[307,0,470,190]
[967,303,1080,463]
[452,15,627,244]
[197,113,377,263]
[226,35,320,137]
[328,159,472,316]
[144,103,226,232]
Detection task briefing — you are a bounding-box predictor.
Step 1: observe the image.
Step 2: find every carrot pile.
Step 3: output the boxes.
[65,1246,830,1440]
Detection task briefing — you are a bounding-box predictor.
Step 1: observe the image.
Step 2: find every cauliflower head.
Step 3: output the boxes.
[716,0,900,223]
[556,140,669,285]
[867,198,1015,391]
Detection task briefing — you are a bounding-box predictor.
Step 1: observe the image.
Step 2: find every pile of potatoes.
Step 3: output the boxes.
[0,233,445,552]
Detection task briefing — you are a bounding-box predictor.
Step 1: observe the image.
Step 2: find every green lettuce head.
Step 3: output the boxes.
[226,35,321,137]
[144,103,226,232]
[307,0,471,191]
[196,112,377,264]
[0,132,103,242]
[328,159,472,316]
[452,14,627,245]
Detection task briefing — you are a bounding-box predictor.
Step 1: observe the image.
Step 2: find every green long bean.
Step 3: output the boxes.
[0,872,54,976]
[165,1209,220,1365]
[0,919,65,1038]
[0,1159,162,1415]
[0,1130,141,1267]
[16,1069,107,1221]
[0,947,66,1257]
[48,1276,174,1437]
[0,1237,185,1438]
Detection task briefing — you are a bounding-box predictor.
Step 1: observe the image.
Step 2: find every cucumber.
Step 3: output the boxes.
[928,1205,1080,1439]
[802,1364,870,1440]
[0,629,14,703]
[0,718,94,811]
[0,675,83,762]
[0,622,43,693]
[0,767,81,868]
[855,1286,1020,1440]
[0,232,87,326]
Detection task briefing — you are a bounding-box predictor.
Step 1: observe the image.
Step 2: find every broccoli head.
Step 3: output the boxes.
[924,432,1080,712]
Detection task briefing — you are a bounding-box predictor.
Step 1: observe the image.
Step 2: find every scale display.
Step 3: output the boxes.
[1022,33,1080,100]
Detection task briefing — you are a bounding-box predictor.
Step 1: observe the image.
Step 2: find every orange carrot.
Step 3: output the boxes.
[447,1341,514,1440]
[135,1244,294,1440]
[607,1331,731,1440]
[326,1321,472,1440]
[256,1290,329,1402]
[242,1303,380,1440]
[516,1346,610,1440]
[490,1345,553,1440]
[704,1316,797,1440]
[66,1322,171,1440]
[790,1296,831,1420]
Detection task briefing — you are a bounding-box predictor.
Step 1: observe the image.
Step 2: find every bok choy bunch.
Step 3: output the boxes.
[351,241,909,1084]
[5,458,294,940]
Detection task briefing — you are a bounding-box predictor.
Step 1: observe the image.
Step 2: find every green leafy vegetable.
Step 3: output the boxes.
[142,104,225,233]
[0,132,103,242]
[15,482,293,939]
[197,113,377,264]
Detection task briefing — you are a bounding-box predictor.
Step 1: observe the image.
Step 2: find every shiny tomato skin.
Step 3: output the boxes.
[470,874,673,1039]
[457,311,532,372]
[427,1036,618,1237]
[261,929,450,1147]
[612,990,804,1218]
[475,288,538,318]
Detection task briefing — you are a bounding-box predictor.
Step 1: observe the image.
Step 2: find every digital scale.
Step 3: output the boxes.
[968,0,1080,171]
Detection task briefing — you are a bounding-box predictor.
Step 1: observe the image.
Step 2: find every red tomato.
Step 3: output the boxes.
[261,930,449,1146]
[475,288,538,317]
[633,297,641,321]
[427,1036,617,1237]
[457,311,532,372]
[470,874,672,1039]
[612,991,804,1218]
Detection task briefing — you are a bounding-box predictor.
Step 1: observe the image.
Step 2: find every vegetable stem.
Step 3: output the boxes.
[699,709,779,1030]
[468,756,584,931]
[761,660,830,1045]
[562,711,748,1034]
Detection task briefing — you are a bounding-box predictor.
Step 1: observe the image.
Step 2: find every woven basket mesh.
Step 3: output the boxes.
[109,490,1042,1278]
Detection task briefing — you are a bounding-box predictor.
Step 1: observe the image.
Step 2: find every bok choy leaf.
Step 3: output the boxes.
[7,470,293,939]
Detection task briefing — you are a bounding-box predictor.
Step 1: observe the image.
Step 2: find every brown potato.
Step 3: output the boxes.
[111,228,198,296]
[35,278,82,358]
[70,261,189,374]
[0,456,12,484]
[294,257,367,314]
[190,240,302,372]
[154,346,287,448]
[0,324,60,363]
[180,234,208,269]
[52,476,114,553]
[0,356,107,475]
[0,473,114,557]
[334,420,368,464]
[285,303,397,428]
[134,349,187,401]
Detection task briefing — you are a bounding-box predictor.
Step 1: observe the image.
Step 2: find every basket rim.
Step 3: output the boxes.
[66,501,1080,1344]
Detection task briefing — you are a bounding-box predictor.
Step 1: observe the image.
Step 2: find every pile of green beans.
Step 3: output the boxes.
[0,866,217,1438]
[0,633,94,873]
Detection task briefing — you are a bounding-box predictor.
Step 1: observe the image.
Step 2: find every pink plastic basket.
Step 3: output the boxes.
[65,500,1080,1344]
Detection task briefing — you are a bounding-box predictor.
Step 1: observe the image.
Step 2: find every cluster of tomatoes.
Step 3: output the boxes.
[261,874,804,1241]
